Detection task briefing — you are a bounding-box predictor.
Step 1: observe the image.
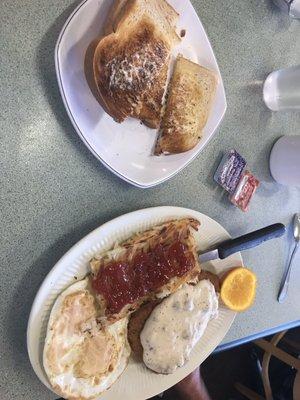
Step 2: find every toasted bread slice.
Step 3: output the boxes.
[93,17,170,123]
[104,0,180,46]
[93,0,180,127]
[155,55,218,154]
[104,0,180,127]
[90,218,201,323]
[104,0,128,35]
[132,62,169,128]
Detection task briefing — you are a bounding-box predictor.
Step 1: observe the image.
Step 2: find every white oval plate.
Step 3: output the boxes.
[27,206,242,400]
[55,0,227,188]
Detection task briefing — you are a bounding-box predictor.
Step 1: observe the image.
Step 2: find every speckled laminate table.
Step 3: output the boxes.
[1,0,300,399]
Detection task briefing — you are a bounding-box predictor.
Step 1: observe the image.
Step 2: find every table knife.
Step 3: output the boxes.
[199,223,286,263]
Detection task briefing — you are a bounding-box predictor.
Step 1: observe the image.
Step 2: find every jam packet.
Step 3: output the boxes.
[230,171,260,212]
[214,150,246,193]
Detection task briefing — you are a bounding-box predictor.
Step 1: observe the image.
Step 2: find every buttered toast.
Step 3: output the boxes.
[155,55,218,154]
[93,0,180,128]
[90,218,201,322]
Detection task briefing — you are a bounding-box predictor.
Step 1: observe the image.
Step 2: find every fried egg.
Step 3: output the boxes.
[43,278,130,400]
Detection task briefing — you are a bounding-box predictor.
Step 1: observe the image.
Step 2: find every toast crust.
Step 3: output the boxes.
[105,0,180,45]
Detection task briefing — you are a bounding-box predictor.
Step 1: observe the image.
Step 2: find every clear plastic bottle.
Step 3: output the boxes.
[263,65,300,111]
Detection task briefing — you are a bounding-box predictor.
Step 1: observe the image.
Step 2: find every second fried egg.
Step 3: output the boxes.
[43,278,130,400]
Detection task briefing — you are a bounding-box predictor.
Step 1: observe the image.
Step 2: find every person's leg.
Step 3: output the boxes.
[169,368,212,400]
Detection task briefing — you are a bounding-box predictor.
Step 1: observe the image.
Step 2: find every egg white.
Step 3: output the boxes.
[43,278,130,400]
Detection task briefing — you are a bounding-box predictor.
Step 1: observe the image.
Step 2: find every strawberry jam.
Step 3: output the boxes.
[91,240,195,315]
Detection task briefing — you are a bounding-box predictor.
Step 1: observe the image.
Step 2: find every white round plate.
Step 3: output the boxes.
[55,0,227,188]
[27,207,243,399]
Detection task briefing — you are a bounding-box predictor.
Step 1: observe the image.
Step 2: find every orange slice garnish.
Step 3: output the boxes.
[220,267,257,312]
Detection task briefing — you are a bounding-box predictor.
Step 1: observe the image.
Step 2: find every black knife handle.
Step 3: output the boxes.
[218,223,286,260]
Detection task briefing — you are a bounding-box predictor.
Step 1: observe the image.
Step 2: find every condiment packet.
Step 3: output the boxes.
[214,149,246,193]
[230,171,260,212]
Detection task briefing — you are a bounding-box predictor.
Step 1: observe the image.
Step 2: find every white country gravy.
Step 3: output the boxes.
[140,280,218,374]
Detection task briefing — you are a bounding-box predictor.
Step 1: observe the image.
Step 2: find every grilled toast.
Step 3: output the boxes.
[93,0,180,128]
[90,218,201,323]
[155,55,218,154]
[132,61,169,128]
[104,0,180,46]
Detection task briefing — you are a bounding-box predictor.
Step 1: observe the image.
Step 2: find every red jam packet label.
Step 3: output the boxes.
[230,171,260,212]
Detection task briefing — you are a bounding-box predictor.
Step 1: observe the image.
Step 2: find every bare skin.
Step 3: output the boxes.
[168,368,212,400]
[57,369,210,400]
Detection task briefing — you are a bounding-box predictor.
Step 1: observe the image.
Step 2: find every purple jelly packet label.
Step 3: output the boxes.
[214,150,246,193]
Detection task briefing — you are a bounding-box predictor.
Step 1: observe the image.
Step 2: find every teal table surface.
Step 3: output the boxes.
[1,0,300,399]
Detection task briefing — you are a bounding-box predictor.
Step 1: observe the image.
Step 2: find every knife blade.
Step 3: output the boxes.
[199,223,286,263]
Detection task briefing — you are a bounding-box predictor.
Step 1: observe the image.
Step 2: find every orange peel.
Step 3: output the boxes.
[220,267,257,312]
